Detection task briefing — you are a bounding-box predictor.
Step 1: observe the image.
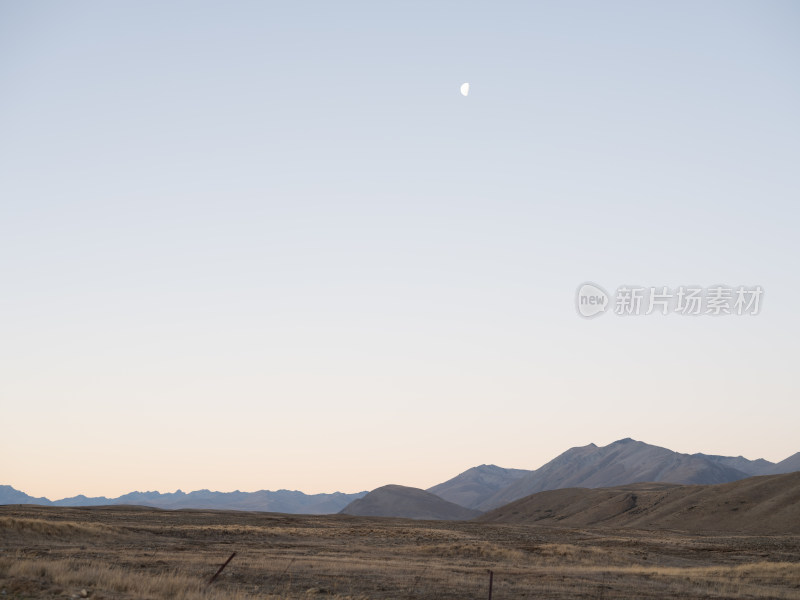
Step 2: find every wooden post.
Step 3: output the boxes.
[487,569,494,600]
[208,551,237,585]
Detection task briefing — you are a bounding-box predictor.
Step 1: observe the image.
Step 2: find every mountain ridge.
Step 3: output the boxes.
[770,452,800,475]
[4,439,797,516]
[0,485,366,514]
[426,464,531,509]
[476,438,771,510]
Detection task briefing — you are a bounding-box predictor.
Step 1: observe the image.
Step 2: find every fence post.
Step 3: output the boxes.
[487,569,494,600]
[208,551,237,585]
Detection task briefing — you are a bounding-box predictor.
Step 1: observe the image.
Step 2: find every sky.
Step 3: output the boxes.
[1,1,799,500]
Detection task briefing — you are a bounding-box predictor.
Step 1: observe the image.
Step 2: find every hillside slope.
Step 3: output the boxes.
[478,472,800,533]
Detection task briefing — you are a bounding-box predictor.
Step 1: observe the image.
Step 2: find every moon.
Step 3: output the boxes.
[460,82,470,97]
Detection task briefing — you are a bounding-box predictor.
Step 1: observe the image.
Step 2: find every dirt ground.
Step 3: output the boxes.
[1,504,799,599]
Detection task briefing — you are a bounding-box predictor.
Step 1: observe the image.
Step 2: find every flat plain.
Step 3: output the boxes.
[1,504,799,599]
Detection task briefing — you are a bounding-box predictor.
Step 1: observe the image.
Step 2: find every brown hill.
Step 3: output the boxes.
[477,471,800,533]
[339,485,481,520]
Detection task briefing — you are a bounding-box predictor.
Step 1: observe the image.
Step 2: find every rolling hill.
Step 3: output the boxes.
[477,471,800,533]
[339,485,481,520]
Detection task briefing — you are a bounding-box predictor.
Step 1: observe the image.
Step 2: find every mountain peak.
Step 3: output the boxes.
[476,438,765,511]
[426,464,532,510]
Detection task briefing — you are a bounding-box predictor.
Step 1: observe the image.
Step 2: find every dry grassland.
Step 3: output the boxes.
[1,505,798,599]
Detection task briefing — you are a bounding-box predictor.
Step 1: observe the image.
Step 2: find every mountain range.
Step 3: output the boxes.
[474,438,766,511]
[424,438,800,512]
[4,438,798,518]
[0,486,366,514]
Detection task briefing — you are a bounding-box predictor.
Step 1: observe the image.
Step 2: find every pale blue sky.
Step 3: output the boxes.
[1,1,799,499]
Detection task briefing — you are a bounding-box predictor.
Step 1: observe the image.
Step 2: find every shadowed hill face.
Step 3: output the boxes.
[477,438,754,511]
[339,485,482,520]
[477,472,800,534]
[426,465,531,510]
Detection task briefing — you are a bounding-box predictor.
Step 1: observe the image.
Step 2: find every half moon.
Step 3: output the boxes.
[460,82,470,97]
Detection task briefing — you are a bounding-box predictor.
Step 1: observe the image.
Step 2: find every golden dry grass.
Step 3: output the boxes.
[0,505,799,599]
[0,517,116,538]
[0,557,248,600]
